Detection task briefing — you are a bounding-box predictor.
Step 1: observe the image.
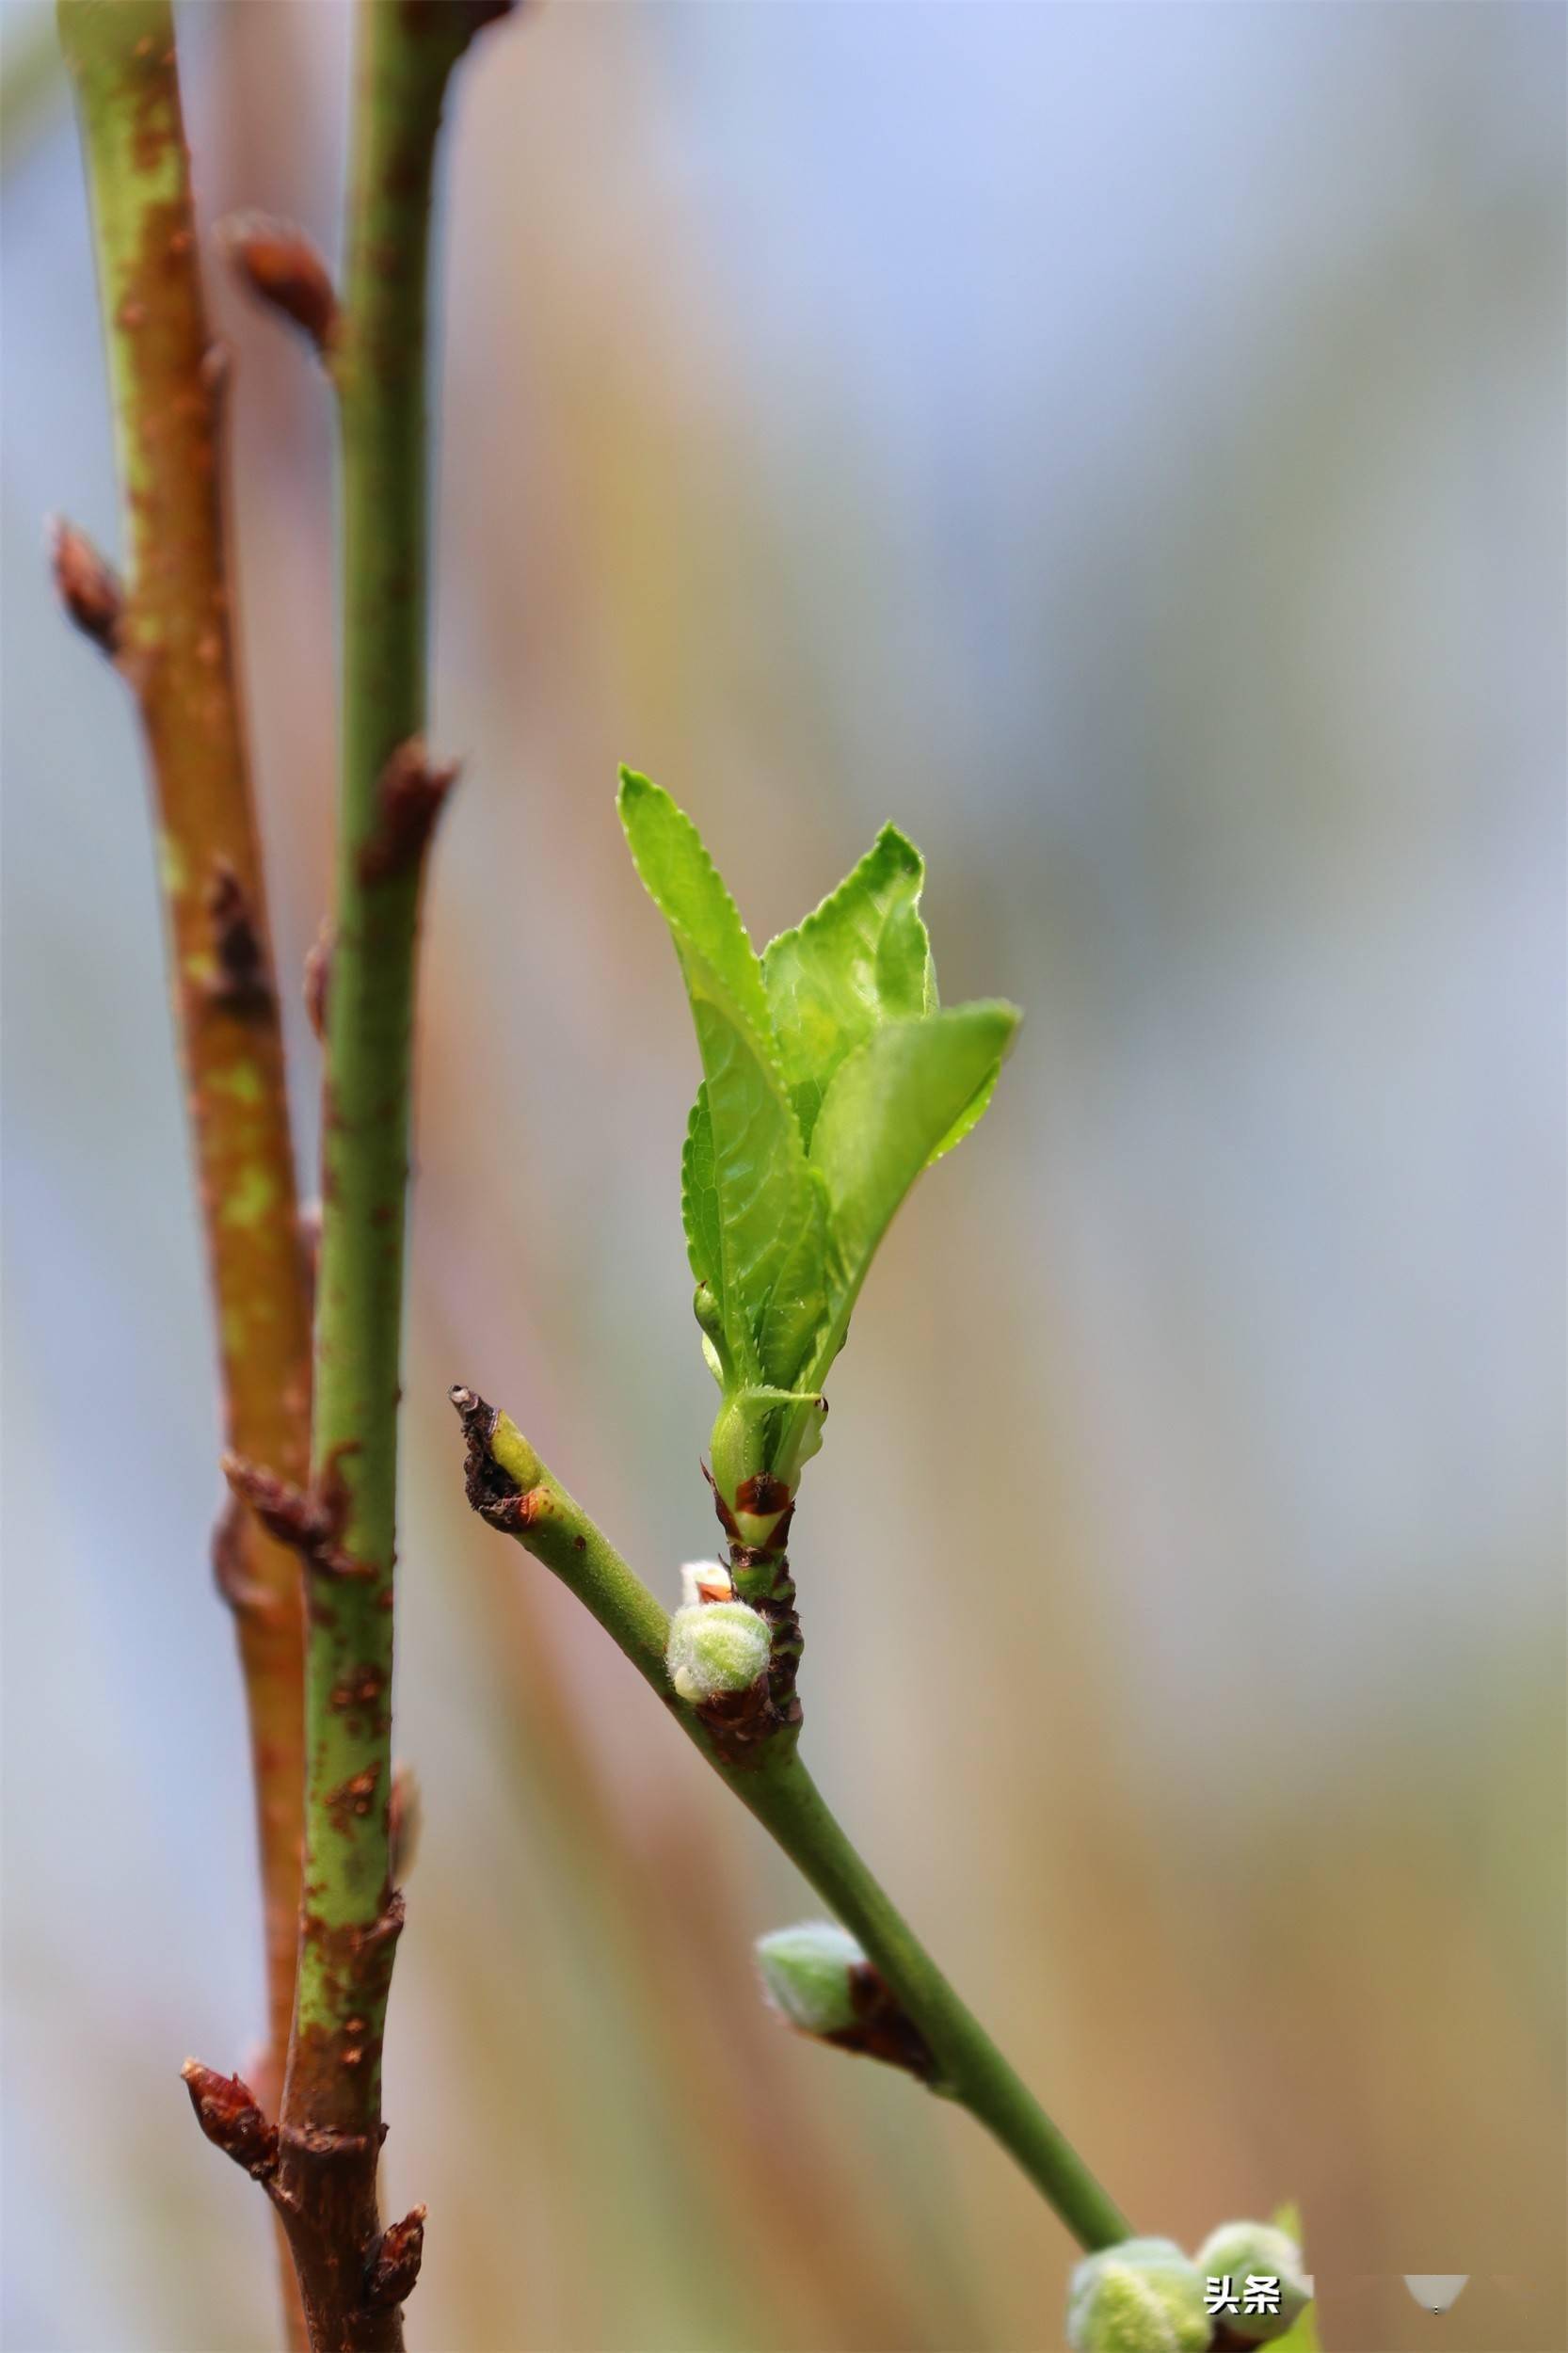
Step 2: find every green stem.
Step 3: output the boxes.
[265,7,511,2346]
[456,1392,1131,2253]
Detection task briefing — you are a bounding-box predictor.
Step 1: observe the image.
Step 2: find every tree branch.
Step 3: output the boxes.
[55,6,312,2337]
[450,1387,1132,2255]
[249,6,512,2345]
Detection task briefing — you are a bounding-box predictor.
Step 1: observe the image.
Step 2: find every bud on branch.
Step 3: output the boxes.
[1066,2239,1210,2353]
[50,519,122,657]
[217,212,338,356]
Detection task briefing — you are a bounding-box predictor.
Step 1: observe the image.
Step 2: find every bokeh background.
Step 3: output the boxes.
[3,4,1564,2348]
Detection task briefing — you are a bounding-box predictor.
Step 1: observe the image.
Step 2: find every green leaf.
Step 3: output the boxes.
[929,1063,1000,1162]
[810,1003,1017,1306]
[801,1001,1017,1385]
[759,1162,833,1383]
[762,824,936,1145]
[621,770,826,1384]
[619,769,776,1048]
[680,1087,722,1298]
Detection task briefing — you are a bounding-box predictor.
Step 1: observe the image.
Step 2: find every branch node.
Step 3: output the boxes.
[364,2204,427,2310]
[211,1493,273,1617]
[223,1451,373,1580]
[181,2059,280,2181]
[357,739,460,886]
[217,211,339,355]
[49,518,123,657]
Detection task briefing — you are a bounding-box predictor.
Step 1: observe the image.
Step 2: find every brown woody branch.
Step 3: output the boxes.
[56,7,314,2339]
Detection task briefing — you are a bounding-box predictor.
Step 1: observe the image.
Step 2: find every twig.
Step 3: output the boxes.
[55,5,312,2338]
[226,7,512,2346]
[452,1387,1132,2254]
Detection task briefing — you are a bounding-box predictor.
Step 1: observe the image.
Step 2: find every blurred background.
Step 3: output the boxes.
[2,3,1563,2348]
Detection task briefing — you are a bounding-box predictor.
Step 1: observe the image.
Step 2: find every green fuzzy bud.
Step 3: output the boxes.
[1066,2240,1210,2353]
[755,1921,864,2036]
[1194,2222,1312,2345]
[665,1600,771,1703]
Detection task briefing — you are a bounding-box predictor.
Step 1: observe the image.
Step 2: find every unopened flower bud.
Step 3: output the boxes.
[755,1921,863,2037]
[680,1560,733,1608]
[1193,2222,1312,2344]
[665,1599,770,1703]
[1066,2239,1210,2353]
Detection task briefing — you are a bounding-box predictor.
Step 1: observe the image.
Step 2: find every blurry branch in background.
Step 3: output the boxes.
[53,2,312,2337]
[203,5,515,2349]
[1,1,68,168]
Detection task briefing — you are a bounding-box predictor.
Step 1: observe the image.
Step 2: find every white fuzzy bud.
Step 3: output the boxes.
[680,1560,733,1608]
[665,1599,770,1702]
[755,1921,864,2036]
[1066,2240,1210,2353]
[1193,2222,1312,2345]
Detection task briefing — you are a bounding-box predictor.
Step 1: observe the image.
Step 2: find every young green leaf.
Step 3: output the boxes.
[621,770,826,1385]
[762,824,936,1145]
[618,768,776,1048]
[681,1089,724,1316]
[808,1001,1017,1369]
[698,1000,826,1385]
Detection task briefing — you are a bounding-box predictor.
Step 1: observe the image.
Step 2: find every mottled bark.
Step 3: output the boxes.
[56,7,313,2337]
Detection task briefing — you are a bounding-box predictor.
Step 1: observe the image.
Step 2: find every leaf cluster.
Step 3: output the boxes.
[618,771,1017,1486]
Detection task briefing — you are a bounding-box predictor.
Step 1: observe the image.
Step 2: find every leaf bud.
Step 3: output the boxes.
[1065,2239,1210,2353]
[665,1599,770,1703]
[754,1921,864,2037]
[1193,2221,1312,2344]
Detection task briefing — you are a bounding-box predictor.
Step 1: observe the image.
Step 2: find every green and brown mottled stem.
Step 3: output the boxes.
[240,6,513,2346]
[452,1388,1132,2254]
[56,5,312,2337]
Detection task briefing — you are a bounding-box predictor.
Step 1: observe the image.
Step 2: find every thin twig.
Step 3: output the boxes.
[230,7,512,2346]
[55,6,312,2339]
[452,1387,1132,2255]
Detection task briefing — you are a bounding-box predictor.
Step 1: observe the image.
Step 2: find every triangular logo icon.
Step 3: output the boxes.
[1403,2276,1469,2313]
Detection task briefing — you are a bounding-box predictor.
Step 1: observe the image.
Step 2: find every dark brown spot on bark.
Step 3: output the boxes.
[204,857,275,1016]
[326,1763,382,1836]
